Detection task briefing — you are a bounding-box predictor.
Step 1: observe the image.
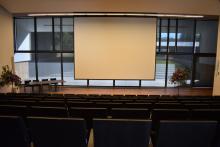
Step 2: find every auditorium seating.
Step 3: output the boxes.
[93,119,152,147]
[0,92,220,147]
[27,117,87,147]
[1,93,220,119]
[0,93,220,147]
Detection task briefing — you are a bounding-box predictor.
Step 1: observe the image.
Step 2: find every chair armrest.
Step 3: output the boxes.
[88,129,94,147]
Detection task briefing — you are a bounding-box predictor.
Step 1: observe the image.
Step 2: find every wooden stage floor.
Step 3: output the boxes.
[52,87,213,96]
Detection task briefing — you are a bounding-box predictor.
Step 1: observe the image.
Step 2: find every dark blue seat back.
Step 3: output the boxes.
[156,120,217,147]
[27,117,87,147]
[0,116,29,147]
[93,119,152,147]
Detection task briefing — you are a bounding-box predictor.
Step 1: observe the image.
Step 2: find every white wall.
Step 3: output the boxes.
[0,6,14,92]
[213,18,220,96]
[0,6,13,72]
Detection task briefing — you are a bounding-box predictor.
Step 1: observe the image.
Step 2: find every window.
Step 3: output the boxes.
[115,80,140,87]
[194,57,216,86]
[15,18,35,51]
[89,80,113,86]
[14,17,218,87]
[14,53,36,80]
[168,19,177,52]
[176,20,195,53]
[167,55,192,87]
[36,18,53,51]
[160,19,168,53]
[195,21,218,53]
[37,53,61,80]
[54,18,61,51]
[62,18,73,51]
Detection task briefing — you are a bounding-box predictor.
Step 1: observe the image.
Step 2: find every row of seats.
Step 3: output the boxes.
[1,93,220,104]
[1,116,220,147]
[1,99,220,110]
[1,92,220,99]
[1,105,220,120]
[1,104,220,132]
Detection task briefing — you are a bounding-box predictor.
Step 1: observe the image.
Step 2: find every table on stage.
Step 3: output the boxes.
[29,80,65,93]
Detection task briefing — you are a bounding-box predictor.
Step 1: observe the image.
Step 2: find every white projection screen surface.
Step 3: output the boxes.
[74,17,157,80]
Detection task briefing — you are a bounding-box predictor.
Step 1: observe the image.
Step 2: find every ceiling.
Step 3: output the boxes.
[0,0,220,16]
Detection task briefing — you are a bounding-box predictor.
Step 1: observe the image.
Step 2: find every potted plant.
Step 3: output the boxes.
[0,65,22,93]
[170,68,190,96]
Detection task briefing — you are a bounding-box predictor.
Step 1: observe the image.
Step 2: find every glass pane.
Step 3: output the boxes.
[167,55,192,87]
[195,20,218,53]
[160,19,168,52]
[15,18,35,51]
[37,18,53,51]
[54,18,61,51]
[115,80,139,86]
[37,53,61,81]
[62,18,73,51]
[63,53,87,85]
[168,19,177,52]
[89,80,113,86]
[176,20,194,53]
[142,55,166,87]
[194,57,215,86]
[14,53,36,81]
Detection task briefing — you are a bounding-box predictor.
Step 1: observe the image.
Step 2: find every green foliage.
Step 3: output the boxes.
[0,65,21,87]
[170,68,190,86]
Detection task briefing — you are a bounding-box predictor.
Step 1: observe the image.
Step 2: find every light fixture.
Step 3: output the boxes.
[27,12,204,18]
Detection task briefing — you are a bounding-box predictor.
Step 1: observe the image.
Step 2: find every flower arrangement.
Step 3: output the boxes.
[0,65,21,91]
[170,68,190,86]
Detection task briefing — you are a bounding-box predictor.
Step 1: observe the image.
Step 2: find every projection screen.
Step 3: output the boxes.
[74,17,157,79]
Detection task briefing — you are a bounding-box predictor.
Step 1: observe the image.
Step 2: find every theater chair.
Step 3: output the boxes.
[93,119,152,147]
[27,117,87,147]
[0,116,29,147]
[69,107,108,131]
[110,108,150,119]
[151,109,190,145]
[155,120,217,147]
[28,106,68,117]
[191,109,220,121]
[0,105,28,116]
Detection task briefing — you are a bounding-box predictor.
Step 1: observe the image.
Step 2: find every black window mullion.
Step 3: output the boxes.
[61,53,64,85]
[175,19,178,52]
[158,18,162,53]
[87,80,89,87]
[34,17,39,81]
[191,19,197,87]
[60,17,64,85]
[165,19,170,87]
